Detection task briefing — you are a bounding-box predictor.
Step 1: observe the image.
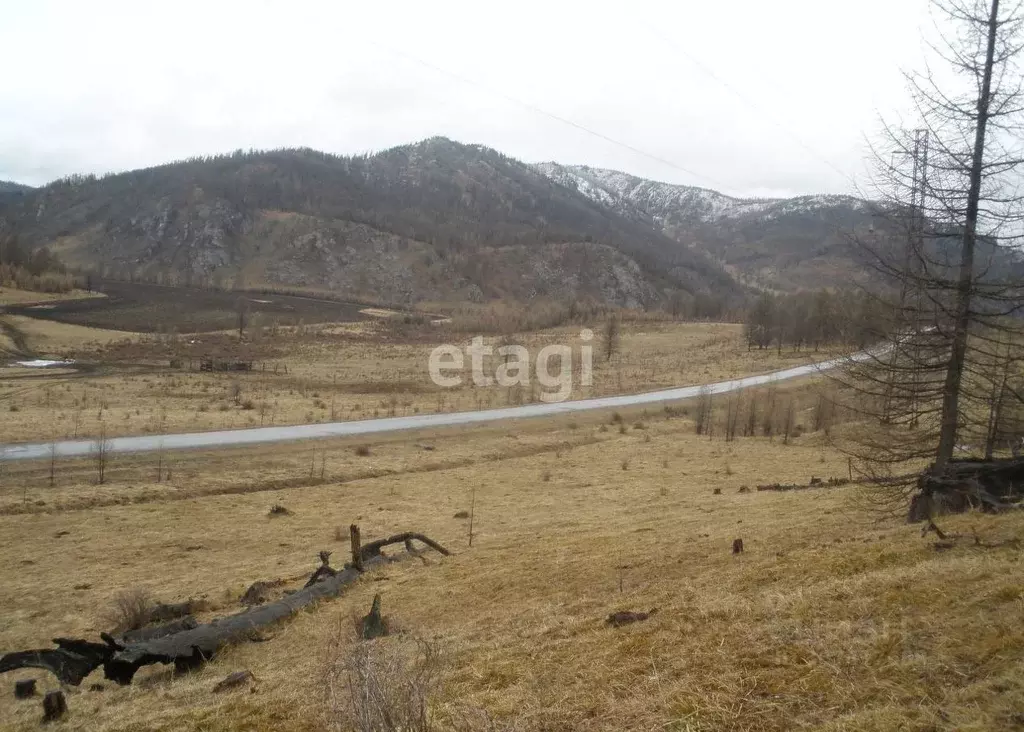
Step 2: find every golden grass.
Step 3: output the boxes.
[1,314,132,352]
[0,404,1021,731]
[0,320,839,443]
[0,288,104,306]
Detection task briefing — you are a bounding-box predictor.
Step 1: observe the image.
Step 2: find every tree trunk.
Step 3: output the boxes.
[934,0,1001,470]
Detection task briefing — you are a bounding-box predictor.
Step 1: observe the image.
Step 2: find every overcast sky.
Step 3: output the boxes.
[1,0,934,197]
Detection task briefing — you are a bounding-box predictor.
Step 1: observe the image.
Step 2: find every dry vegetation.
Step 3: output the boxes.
[0,288,103,307]
[2,294,1020,731]
[0,313,839,444]
[0,396,1022,731]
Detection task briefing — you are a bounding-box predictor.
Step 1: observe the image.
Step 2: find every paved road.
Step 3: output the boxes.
[0,351,865,462]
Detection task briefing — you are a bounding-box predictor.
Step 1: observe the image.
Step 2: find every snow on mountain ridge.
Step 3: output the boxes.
[534,162,865,224]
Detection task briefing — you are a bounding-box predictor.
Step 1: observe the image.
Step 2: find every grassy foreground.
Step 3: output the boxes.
[0,408,1021,731]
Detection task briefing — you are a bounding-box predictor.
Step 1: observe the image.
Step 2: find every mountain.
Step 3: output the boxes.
[535,163,879,290]
[0,180,34,205]
[0,139,745,310]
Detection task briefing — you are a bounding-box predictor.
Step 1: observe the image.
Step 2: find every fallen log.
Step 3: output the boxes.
[0,638,113,686]
[0,530,450,687]
[119,616,198,643]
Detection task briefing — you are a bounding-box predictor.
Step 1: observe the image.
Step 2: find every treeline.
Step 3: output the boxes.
[0,235,79,293]
[743,290,887,351]
[689,384,849,445]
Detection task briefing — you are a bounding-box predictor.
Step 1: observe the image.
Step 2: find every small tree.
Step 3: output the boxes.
[237,297,249,338]
[603,315,620,362]
[95,425,109,484]
[694,386,713,436]
[782,400,797,445]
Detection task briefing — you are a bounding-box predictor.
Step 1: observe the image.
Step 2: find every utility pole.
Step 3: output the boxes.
[883,128,930,425]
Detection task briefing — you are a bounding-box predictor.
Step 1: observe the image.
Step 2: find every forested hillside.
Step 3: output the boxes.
[1,139,741,311]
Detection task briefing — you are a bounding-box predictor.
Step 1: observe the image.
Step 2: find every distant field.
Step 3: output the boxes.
[0,318,841,443]
[3,280,370,333]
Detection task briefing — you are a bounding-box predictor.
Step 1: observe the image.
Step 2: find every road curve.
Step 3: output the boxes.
[0,351,866,462]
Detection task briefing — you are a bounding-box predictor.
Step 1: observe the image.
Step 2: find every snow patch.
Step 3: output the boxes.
[11,359,75,368]
[535,162,865,225]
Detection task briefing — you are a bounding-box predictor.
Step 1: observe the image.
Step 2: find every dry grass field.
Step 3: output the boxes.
[0,288,103,307]
[0,314,836,444]
[1,292,1020,731]
[0,402,1022,731]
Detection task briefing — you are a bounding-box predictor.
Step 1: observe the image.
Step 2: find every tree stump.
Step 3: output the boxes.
[350,525,363,571]
[14,679,36,699]
[42,690,67,722]
[732,538,744,554]
[605,608,657,627]
[360,594,388,640]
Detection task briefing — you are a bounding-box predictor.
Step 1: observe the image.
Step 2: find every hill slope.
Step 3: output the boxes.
[535,162,878,289]
[0,180,33,206]
[1,140,742,309]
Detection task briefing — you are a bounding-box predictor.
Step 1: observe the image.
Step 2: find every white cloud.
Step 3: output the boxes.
[0,0,931,196]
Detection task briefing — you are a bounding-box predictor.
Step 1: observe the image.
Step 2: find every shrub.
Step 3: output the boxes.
[105,587,153,632]
[355,445,371,457]
[323,638,441,732]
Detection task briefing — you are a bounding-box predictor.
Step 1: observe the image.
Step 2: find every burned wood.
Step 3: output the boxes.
[0,638,114,686]
[756,477,851,492]
[359,594,388,640]
[14,679,36,699]
[605,609,657,628]
[119,616,198,643]
[921,520,948,540]
[101,559,390,684]
[909,457,1024,523]
[358,532,451,560]
[303,551,338,588]
[350,525,362,571]
[240,579,286,606]
[42,690,67,723]
[0,530,449,688]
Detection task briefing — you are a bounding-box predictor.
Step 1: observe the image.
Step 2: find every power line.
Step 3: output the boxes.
[362,39,727,190]
[632,18,863,193]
